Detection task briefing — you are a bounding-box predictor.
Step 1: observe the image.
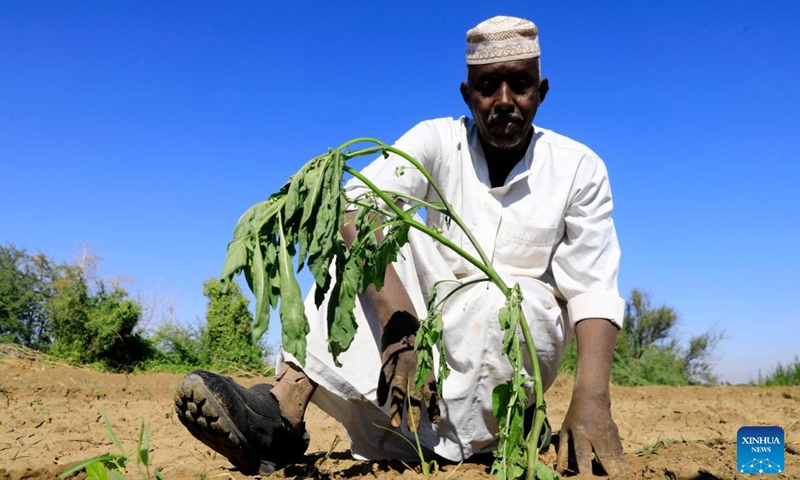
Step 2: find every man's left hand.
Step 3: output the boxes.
[556,393,629,477]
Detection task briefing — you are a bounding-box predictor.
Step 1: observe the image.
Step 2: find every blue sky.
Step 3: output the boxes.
[2,1,798,384]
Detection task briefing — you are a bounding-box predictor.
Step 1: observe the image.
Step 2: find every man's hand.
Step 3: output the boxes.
[556,394,628,477]
[558,318,630,477]
[376,311,440,431]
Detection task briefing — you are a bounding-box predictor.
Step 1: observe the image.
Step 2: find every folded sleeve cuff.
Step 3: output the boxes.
[566,291,625,329]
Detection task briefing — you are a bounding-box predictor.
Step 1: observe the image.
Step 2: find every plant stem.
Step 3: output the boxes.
[518,309,546,480]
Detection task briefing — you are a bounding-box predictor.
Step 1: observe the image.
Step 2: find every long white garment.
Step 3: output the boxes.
[277,116,624,461]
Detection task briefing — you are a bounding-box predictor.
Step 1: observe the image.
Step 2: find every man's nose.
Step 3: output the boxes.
[495,82,514,111]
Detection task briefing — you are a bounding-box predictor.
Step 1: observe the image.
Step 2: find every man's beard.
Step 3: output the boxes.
[483,111,529,150]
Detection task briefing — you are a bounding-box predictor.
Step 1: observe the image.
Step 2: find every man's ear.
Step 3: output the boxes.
[538,77,549,105]
[460,81,470,106]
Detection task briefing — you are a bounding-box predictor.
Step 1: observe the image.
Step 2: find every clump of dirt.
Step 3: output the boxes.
[1,353,798,479]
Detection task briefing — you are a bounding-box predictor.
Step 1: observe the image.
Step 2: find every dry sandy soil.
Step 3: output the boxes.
[1,352,798,480]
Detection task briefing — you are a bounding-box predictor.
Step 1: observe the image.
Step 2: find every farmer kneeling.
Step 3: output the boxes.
[175,15,629,477]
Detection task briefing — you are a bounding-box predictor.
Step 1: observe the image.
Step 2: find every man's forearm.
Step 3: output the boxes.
[341,211,418,330]
[572,318,618,399]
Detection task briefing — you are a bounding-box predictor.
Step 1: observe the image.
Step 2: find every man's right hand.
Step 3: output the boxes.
[377,311,440,431]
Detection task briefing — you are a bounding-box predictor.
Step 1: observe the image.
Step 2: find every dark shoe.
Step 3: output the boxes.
[174,370,310,474]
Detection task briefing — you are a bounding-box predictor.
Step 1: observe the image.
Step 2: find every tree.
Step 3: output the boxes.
[201,279,263,371]
[622,289,722,384]
[49,265,153,369]
[0,245,54,351]
[623,289,678,359]
[559,289,723,385]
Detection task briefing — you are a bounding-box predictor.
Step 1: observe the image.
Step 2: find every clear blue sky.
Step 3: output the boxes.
[2,1,798,384]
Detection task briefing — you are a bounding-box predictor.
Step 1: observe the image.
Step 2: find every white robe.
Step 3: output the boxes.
[277,116,624,461]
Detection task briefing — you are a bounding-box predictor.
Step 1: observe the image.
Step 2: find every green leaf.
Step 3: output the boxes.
[534,461,560,480]
[221,238,248,280]
[266,242,281,310]
[59,455,126,479]
[137,422,150,467]
[102,412,125,456]
[360,221,409,292]
[108,470,127,480]
[326,251,359,366]
[278,213,310,365]
[231,202,263,240]
[297,157,327,267]
[250,238,271,343]
[306,155,345,305]
[85,461,109,480]
[284,173,303,230]
[414,308,444,391]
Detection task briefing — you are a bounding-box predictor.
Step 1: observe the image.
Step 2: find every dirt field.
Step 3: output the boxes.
[1,353,798,480]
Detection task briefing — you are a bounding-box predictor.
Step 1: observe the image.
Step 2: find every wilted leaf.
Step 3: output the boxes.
[251,238,271,343]
[221,239,248,281]
[278,213,310,365]
[326,252,359,366]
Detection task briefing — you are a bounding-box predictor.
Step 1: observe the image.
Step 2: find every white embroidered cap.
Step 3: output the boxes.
[466,16,540,65]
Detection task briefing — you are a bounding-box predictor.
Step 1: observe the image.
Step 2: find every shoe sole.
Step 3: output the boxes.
[174,373,278,475]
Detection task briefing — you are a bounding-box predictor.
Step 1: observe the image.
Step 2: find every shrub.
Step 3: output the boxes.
[759,357,800,386]
[201,278,264,372]
[50,274,154,370]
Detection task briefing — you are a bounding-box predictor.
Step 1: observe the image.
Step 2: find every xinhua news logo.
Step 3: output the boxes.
[737,426,784,474]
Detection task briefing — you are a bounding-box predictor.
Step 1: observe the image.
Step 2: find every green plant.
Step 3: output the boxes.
[558,289,723,386]
[374,394,439,476]
[759,356,800,386]
[59,412,165,480]
[222,139,556,479]
[0,245,54,351]
[200,278,263,372]
[634,438,706,457]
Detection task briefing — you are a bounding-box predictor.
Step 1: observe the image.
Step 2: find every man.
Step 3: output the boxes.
[175,15,629,477]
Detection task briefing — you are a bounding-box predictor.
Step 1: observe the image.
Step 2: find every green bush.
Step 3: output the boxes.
[759,357,800,386]
[50,273,154,370]
[2,244,273,374]
[201,278,264,373]
[146,321,208,371]
[2,244,154,370]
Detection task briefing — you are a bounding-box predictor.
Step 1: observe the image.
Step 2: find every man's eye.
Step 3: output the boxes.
[476,82,496,95]
[513,80,532,93]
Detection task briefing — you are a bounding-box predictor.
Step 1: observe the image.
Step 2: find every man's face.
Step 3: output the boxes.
[460,58,548,151]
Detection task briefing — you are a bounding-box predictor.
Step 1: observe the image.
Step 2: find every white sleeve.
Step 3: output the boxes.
[551,154,625,328]
[344,120,442,207]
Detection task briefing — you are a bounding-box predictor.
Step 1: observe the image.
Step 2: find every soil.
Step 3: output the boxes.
[1,351,798,480]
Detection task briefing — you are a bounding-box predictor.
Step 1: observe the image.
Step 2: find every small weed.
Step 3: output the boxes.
[635,438,707,457]
[374,394,438,477]
[28,397,42,407]
[316,435,341,471]
[59,411,165,480]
